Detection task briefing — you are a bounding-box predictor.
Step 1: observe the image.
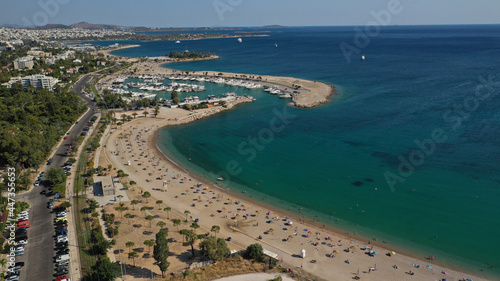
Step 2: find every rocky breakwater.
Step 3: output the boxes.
[174,96,254,125]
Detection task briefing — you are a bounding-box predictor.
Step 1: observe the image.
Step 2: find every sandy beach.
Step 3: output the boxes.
[97,106,488,281]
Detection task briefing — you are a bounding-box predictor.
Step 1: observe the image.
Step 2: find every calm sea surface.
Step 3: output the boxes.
[103,25,500,278]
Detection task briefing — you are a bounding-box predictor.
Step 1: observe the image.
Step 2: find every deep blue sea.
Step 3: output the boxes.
[102,25,500,278]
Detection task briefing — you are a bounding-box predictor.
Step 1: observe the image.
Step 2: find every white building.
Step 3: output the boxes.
[13,56,34,70]
[2,75,59,90]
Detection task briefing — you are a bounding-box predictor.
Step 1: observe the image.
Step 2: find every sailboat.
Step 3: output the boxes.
[237,37,243,43]
[361,55,366,60]
[275,42,278,47]
[175,40,181,44]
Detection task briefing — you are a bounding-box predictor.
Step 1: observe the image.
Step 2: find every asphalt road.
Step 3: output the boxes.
[19,73,99,281]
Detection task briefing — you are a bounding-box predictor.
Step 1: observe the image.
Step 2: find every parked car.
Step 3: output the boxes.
[14,250,24,256]
[53,206,66,212]
[56,248,69,255]
[17,220,30,229]
[54,269,69,277]
[16,240,28,245]
[57,229,68,235]
[55,275,69,281]
[55,254,70,262]
[55,217,68,223]
[56,260,70,267]
[57,235,68,243]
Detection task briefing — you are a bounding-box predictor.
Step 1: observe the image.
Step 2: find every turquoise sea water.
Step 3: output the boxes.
[106,26,500,278]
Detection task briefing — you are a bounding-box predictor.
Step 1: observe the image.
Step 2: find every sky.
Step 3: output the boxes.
[1,0,500,28]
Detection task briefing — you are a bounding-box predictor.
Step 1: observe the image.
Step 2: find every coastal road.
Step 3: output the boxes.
[18,73,99,281]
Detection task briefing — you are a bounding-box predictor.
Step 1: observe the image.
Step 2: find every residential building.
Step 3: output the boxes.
[2,74,59,90]
[13,56,34,70]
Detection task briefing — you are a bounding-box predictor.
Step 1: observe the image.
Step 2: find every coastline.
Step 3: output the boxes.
[104,45,335,108]
[95,43,493,280]
[99,106,490,281]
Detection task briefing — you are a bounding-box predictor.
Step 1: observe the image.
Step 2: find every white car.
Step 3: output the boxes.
[57,235,68,243]
[56,213,67,218]
[16,240,28,245]
[19,211,29,216]
[17,216,28,221]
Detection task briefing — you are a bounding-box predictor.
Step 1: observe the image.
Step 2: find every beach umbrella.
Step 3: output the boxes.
[288,235,294,239]
[288,221,293,225]
[391,251,396,256]
[333,250,339,254]
[373,251,378,255]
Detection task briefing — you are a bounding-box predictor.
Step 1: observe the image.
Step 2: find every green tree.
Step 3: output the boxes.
[156,221,166,229]
[184,229,203,257]
[156,200,163,209]
[245,243,264,261]
[144,239,155,253]
[184,210,191,222]
[142,191,151,202]
[124,213,132,224]
[173,219,181,231]
[164,207,171,218]
[128,251,138,266]
[211,225,221,238]
[60,202,72,209]
[143,110,149,117]
[96,257,121,281]
[89,199,100,211]
[130,200,138,210]
[199,236,230,261]
[115,203,126,217]
[153,229,170,276]
[145,215,154,228]
[132,112,138,119]
[47,167,67,185]
[154,106,160,117]
[190,222,200,230]
[125,241,135,253]
[140,206,149,216]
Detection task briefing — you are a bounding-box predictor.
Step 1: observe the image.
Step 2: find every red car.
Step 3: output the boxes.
[56,275,68,281]
[63,136,68,140]
[17,220,30,229]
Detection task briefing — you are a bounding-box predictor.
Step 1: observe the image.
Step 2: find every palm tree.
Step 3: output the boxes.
[157,221,166,229]
[211,225,220,238]
[156,200,163,210]
[173,219,181,231]
[128,251,138,266]
[143,110,149,117]
[125,241,135,253]
[129,181,137,190]
[132,112,138,119]
[154,106,160,117]
[145,215,154,228]
[144,240,155,254]
[140,206,149,216]
[121,114,127,123]
[164,207,171,219]
[117,194,124,203]
[130,200,138,210]
[184,210,191,222]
